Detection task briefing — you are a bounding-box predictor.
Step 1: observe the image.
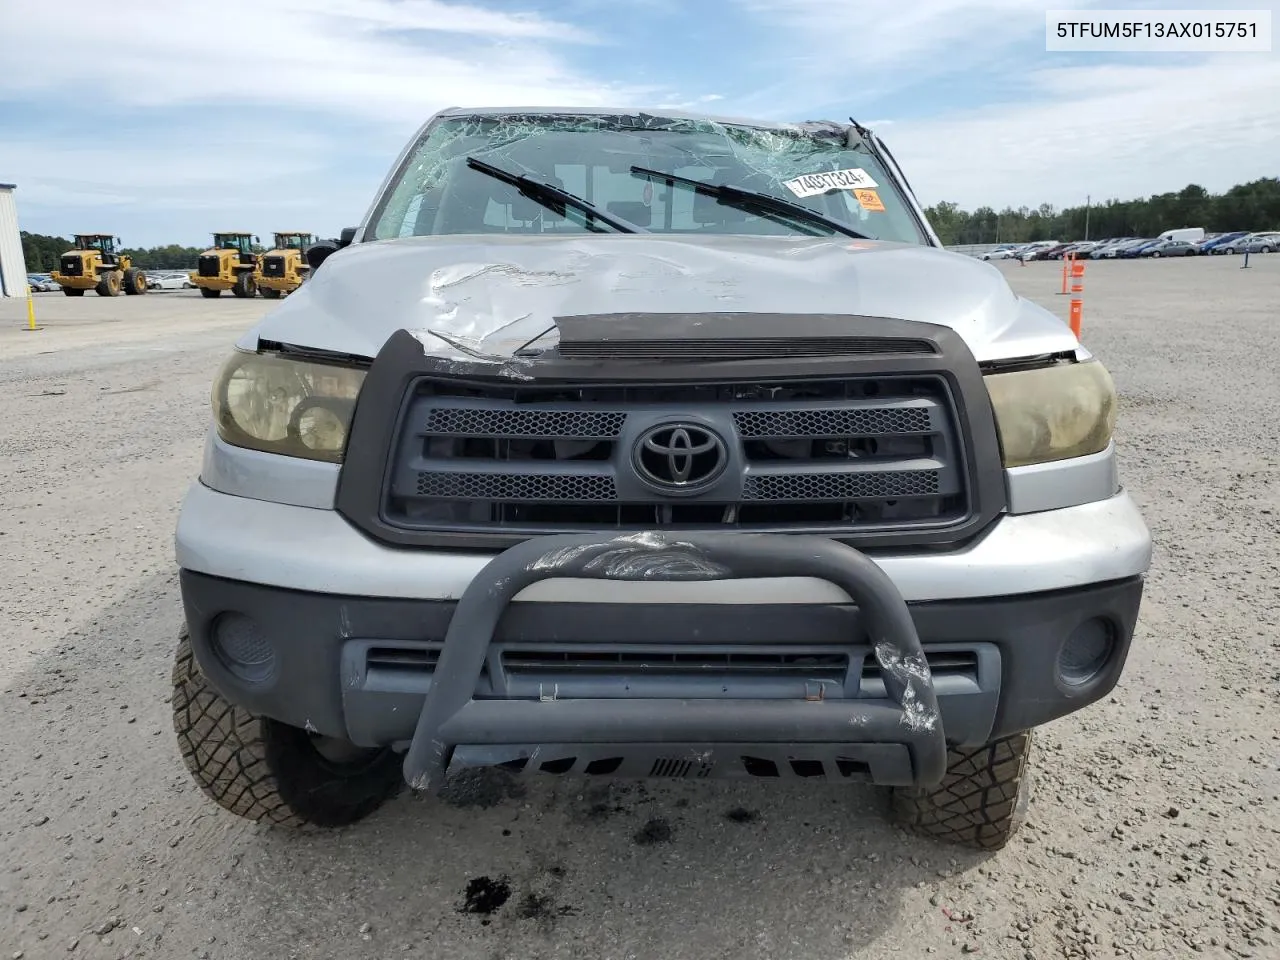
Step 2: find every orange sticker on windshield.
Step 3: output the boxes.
[854,189,885,212]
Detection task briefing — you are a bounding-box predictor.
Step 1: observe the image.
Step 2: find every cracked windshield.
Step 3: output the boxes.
[370,114,926,244]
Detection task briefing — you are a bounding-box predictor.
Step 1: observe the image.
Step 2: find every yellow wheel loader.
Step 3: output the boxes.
[255,232,314,299]
[50,235,148,297]
[189,233,261,299]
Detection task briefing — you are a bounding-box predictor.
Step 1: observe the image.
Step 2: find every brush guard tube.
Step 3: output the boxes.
[401,532,948,792]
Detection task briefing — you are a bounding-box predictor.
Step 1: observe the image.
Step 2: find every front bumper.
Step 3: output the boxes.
[256,276,300,291]
[51,273,99,290]
[179,530,1145,792]
[176,481,1151,603]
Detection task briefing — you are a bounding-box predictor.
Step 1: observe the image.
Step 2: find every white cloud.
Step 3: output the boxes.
[0,0,653,125]
[729,0,1102,113]
[0,0,668,242]
[880,55,1280,210]
[730,0,1280,209]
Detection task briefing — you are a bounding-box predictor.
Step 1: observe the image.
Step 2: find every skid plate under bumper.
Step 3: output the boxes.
[402,532,949,792]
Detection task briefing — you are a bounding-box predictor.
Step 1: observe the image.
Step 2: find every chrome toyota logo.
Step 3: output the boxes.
[633,423,728,490]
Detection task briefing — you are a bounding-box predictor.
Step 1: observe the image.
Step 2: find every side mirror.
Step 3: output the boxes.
[305,239,340,271]
[337,226,357,248]
[254,235,261,244]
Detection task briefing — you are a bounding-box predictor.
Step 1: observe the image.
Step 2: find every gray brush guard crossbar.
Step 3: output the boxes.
[401,531,949,792]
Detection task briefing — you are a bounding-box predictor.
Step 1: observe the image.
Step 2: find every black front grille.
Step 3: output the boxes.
[262,255,286,277]
[361,641,981,700]
[741,468,940,502]
[60,256,83,277]
[425,406,626,439]
[197,255,220,278]
[414,471,617,502]
[382,374,968,536]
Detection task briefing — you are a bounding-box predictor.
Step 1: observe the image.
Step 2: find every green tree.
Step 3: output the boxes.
[923,176,1280,246]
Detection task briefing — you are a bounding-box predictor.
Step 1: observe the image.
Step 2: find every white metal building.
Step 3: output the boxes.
[0,183,30,298]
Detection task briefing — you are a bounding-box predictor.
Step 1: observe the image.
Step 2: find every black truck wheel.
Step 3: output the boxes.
[890,732,1034,850]
[232,271,256,298]
[95,271,122,297]
[200,287,221,298]
[63,287,85,297]
[260,286,282,299]
[123,268,147,295]
[171,630,403,827]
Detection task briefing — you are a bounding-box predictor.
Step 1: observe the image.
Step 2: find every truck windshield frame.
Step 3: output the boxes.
[363,112,930,245]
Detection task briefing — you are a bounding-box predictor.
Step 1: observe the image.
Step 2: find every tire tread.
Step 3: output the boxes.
[890,732,1033,850]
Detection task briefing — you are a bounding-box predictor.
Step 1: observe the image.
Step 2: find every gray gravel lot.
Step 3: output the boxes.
[1,257,1278,960]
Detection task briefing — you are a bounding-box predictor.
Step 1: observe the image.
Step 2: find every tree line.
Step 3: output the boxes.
[923,177,1280,246]
[20,232,211,272]
[19,175,1280,265]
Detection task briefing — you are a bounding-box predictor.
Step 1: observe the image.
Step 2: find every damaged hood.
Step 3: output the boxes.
[243,234,1076,364]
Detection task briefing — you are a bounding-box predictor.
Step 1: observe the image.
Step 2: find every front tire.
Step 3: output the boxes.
[95,271,123,296]
[260,286,282,299]
[890,732,1034,851]
[200,287,221,299]
[171,631,403,827]
[123,268,147,295]
[232,272,256,298]
[62,287,85,297]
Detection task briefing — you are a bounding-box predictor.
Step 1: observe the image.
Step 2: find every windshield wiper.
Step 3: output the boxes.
[630,165,876,241]
[466,157,648,234]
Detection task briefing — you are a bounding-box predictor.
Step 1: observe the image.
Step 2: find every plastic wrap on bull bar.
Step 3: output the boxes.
[401,531,948,792]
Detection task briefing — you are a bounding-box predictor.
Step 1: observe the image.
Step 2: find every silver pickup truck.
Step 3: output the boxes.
[170,107,1151,850]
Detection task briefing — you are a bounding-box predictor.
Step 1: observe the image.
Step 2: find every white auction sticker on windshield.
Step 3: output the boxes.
[782,168,879,198]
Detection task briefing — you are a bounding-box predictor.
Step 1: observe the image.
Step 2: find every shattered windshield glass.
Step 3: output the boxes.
[367,113,927,244]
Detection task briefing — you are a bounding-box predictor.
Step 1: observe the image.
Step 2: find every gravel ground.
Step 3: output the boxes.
[1,258,1278,960]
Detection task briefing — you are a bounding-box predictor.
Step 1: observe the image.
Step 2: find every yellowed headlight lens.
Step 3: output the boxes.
[211,351,365,463]
[984,360,1117,468]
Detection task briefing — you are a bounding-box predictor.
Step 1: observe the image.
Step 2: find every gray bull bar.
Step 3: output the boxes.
[401,531,949,792]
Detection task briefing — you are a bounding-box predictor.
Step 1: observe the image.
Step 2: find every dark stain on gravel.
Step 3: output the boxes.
[633,817,673,845]
[460,876,511,920]
[725,806,759,823]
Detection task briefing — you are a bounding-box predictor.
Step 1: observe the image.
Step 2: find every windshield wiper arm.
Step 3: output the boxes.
[629,165,876,240]
[466,157,648,234]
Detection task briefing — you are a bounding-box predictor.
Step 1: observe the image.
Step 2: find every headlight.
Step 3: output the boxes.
[211,351,365,462]
[984,360,1116,468]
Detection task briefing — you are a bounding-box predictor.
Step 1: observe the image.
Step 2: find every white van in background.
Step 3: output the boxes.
[1159,227,1205,243]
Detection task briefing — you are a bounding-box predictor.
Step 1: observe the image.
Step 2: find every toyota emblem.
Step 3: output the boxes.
[633,423,728,491]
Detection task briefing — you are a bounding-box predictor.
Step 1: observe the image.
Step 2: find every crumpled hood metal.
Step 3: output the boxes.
[240,234,1076,364]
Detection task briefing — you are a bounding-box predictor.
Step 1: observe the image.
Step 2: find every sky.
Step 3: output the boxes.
[0,0,1276,247]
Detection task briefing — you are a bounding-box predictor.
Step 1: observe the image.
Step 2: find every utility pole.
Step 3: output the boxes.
[1084,194,1091,241]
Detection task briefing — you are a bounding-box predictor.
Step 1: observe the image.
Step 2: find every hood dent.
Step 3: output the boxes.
[254,234,1076,368]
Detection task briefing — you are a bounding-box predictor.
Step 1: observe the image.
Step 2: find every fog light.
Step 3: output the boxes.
[1057,618,1115,687]
[210,613,275,683]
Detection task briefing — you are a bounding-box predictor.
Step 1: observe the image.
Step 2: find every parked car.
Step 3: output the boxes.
[1198,231,1248,254]
[1090,238,1138,259]
[981,244,1021,260]
[1120,239,1161,258]
[1215,233,1267,254]
[1055,241,1103,259]
[147,272,192,291]
[26,274,57,292]
[1157,227,1205,244]
[1240,232,1279,254]
[1140,239,1198,258]
[1018,241,1060,261]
